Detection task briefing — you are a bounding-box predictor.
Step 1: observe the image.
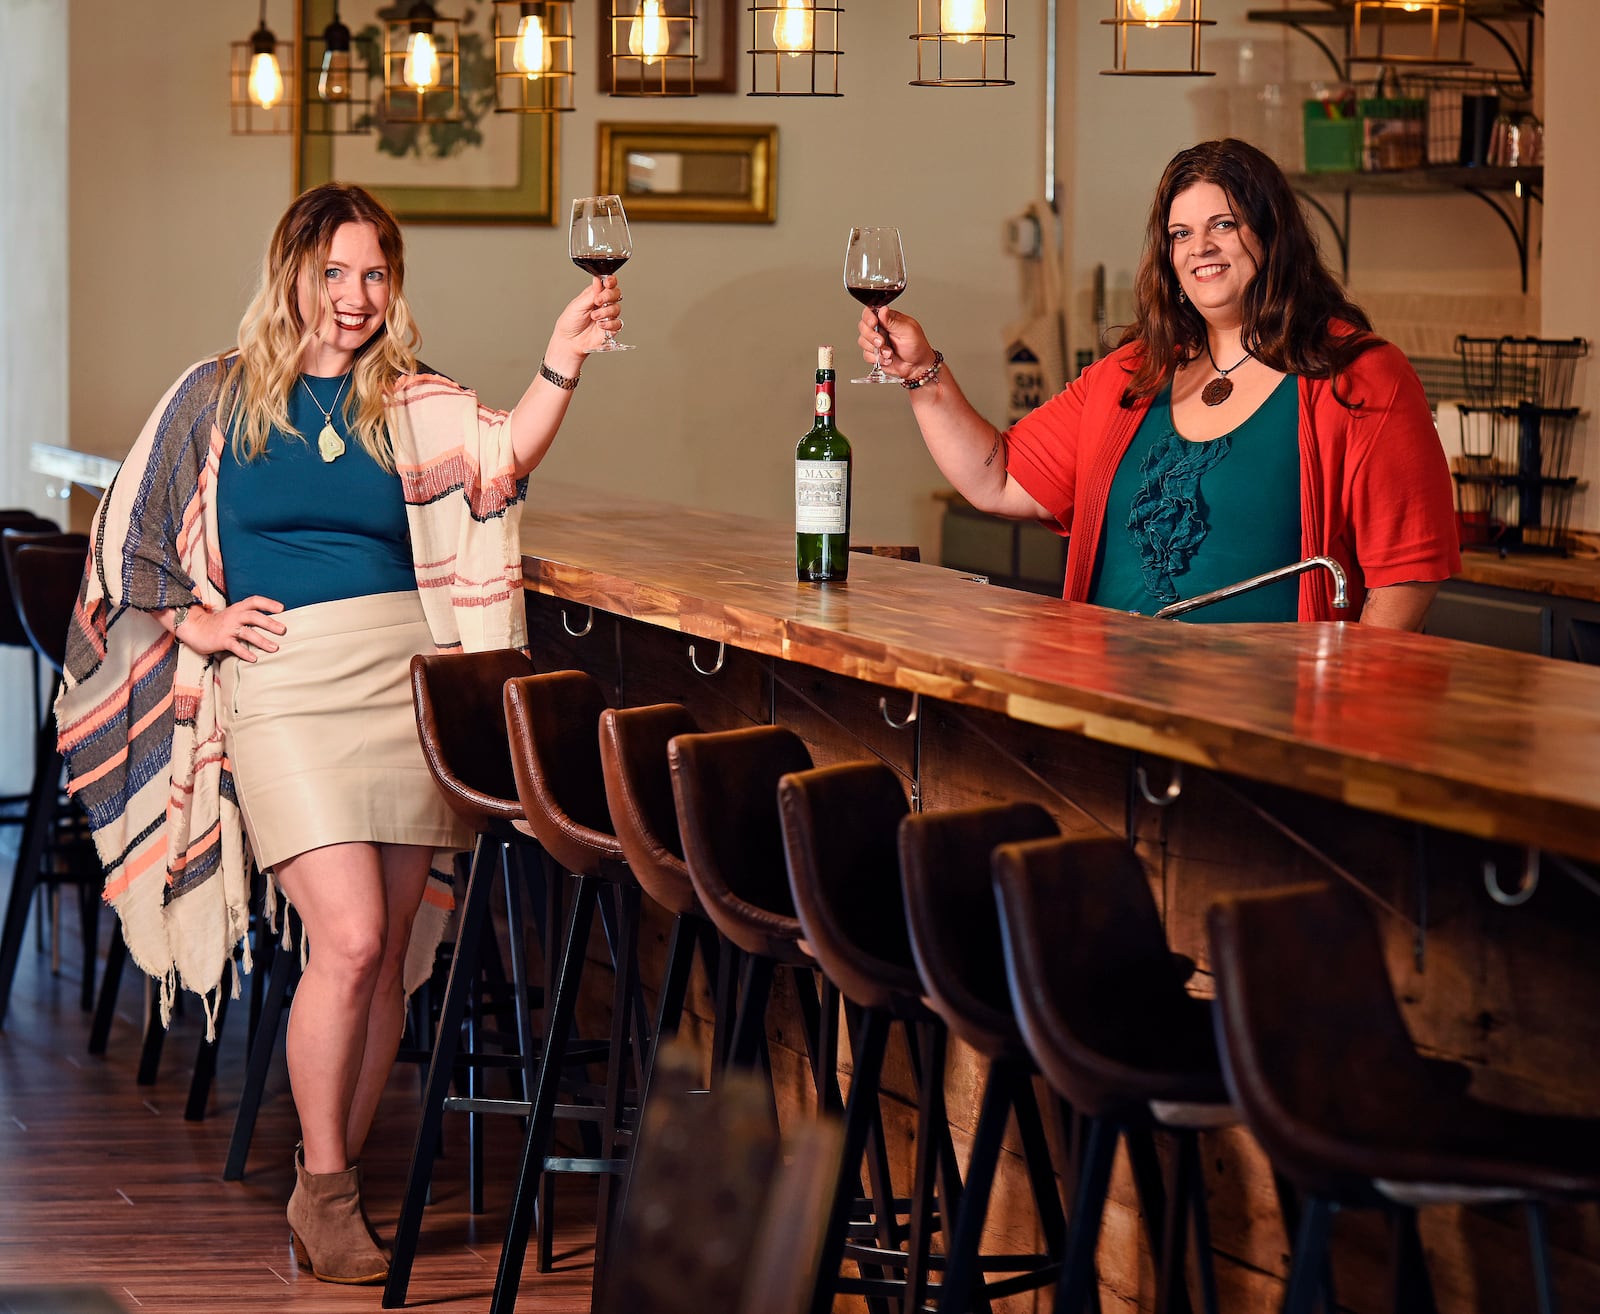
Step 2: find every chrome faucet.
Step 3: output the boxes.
[1151,556,1349,620]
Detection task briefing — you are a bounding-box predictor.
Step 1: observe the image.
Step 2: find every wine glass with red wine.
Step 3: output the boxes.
[570,195,635,353]
[843,226,906,384]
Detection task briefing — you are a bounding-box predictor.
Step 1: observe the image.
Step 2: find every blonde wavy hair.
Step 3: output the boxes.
[222,182,421,470]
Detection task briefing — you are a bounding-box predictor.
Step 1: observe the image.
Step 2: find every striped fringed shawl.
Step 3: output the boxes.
[55,358,528,1027]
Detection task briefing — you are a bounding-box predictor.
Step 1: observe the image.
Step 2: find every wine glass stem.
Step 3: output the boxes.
[870,313,888,381]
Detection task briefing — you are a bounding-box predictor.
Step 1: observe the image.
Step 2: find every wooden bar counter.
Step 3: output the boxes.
[519,482,1600,1314]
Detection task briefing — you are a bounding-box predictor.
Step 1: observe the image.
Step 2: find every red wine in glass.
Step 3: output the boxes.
[843,226,907,384]
[570,195,635,352]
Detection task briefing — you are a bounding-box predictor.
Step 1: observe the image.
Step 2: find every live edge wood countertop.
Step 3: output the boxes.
[520,483,1600,864]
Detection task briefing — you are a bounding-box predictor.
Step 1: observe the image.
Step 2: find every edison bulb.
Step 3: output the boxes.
[404,29,440,89]
[249,50,284,109]
[513,12,548,77]
[774,0,813,55]
[1127,0,1181,26]
[318,48,352,100]
[628,0,668,66]
[941,0,986,44]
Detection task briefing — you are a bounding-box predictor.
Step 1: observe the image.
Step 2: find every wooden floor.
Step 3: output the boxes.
[0,891,599,1314]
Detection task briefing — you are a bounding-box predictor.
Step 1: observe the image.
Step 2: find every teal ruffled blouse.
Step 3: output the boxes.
[1090,374,1301,622]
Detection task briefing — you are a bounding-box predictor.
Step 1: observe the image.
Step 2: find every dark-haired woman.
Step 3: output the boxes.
[57,182,621,1284]
[858,137,1457,627]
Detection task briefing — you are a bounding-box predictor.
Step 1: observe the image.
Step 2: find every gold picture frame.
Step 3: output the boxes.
[597,0,741,95]
[295,0,558,225]
[597,122,777,224]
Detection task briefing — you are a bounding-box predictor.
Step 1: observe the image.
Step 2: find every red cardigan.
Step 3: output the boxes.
[1003,337,1461,621]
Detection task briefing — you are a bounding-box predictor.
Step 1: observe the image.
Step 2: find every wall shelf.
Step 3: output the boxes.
[1290,166,1542,291]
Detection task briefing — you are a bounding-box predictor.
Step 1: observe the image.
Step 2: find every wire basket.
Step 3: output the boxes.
[1410,68,1526,167]
[1449,336,1590,554]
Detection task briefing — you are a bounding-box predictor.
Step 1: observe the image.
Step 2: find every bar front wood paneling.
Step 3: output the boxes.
[520,482,1600,863]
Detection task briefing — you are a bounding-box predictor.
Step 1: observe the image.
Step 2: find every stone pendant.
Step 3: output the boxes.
[317,422,346,463]
[1200,376,1234,407]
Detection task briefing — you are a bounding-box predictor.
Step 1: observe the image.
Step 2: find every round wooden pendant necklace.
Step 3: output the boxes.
[1200,339,1253,407]
[301,372,351,462]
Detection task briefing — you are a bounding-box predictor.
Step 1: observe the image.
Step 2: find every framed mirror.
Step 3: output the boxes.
[597,122,778,223]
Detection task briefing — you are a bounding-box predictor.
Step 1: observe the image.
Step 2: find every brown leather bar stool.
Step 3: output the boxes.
[993,835,1230,1314]
[898,801,1068,1313]
[0,514,60,819]
[0,533,95,1029]
[780,758,980,1314]
[1209,881,1600,1314]
[489,670,652,1314]
[598,703,730,1088]
[379,648,552,1308]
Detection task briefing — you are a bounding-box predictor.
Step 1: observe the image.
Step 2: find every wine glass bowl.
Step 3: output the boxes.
[843,226,906,384]
[570,194,635,353]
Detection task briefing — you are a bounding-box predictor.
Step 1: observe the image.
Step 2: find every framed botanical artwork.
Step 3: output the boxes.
[597,122,777,223]
[295,0,558,225]
[597,0,741,96]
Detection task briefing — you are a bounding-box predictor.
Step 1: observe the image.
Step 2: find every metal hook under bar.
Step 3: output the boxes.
[688,640,725,676]
[1135,761,1184,807]
[1484,847,1540,907]
[561,605,594,637]
[879,691,920,730]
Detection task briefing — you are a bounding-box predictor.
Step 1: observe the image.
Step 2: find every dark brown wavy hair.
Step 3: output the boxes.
[1118,138,1377,406]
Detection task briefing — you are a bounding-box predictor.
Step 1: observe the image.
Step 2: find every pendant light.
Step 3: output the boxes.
[748,2,843,97]
[1349,1,1469,69]
[493,1,576,112]
[230,1,294,135]
[383,1,463,124]
[1101,0,1216,77]
[910,0,1014,88]
[302,5,374,136]
[608,0,699,97]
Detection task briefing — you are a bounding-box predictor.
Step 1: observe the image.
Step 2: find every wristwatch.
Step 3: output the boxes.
[173,604,192,632]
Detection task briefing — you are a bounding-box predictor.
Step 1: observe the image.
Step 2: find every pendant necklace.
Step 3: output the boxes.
[1200,339,1253,407]
[300,372,351,462]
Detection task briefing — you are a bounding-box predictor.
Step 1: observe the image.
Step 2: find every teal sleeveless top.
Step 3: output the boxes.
[216,373,416,610]
[1090,374,1301,622]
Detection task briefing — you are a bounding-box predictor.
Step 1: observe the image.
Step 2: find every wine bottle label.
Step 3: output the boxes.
[796,460,849,534]
[815,381,834,416]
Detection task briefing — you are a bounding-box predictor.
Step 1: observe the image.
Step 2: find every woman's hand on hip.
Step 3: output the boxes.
[858,306,934,383]
[178,596,287,663]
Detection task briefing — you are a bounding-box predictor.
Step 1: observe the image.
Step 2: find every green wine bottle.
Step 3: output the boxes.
[795,345,853,583]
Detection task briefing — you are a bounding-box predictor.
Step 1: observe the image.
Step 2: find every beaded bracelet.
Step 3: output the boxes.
[539,360,580,391]
[901,349,945,391]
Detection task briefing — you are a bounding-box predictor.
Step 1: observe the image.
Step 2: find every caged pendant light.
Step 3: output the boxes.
[1349,1,1470,69]
[910,0,1014,88]
[608,0,700,97]
[492,1,576,113]
[382,0,463,125]
[302,4,376,136]
[1101,0,1216,77]
[230,0,295,135]
[748,2,843,98]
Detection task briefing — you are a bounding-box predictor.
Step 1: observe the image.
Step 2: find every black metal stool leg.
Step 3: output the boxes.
[938,1061,1015,1314]
[88,923,129,1055]
[0,735,58,1029]
[1283,1197,1336,1314]
[224,918,302,1180]
[382,833,499,1309]
[488,877,599,1314]
[1525,1201,1558,1314]
[1055,1116,1118,1314]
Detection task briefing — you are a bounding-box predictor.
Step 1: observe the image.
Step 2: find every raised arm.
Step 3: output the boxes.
[858,306,1048,521]
[507,275,623,478]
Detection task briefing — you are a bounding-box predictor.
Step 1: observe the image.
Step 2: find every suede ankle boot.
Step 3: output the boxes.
[287,1147,390,1285]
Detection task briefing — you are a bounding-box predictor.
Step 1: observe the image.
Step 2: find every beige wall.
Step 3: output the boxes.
[0,0,67,794]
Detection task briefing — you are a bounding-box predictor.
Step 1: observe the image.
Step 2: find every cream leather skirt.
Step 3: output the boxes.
[216,589,469,871]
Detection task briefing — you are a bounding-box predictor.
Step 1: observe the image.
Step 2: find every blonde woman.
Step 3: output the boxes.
[57,182,621,1284]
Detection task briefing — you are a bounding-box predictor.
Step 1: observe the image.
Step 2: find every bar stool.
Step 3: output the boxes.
[993,835,1229,1314]
[597,703,730,1093]
[1208,881,1600,1314]
[780,758,979,1314]
[0,533,94,1029]
[379,648,551,1308]
[898,801,1067,1313]
[489,670,652,1314]
[0,513,59,820]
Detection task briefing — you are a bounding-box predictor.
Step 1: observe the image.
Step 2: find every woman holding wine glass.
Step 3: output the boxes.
[856,138,1458,630]
[55,181,622,1285]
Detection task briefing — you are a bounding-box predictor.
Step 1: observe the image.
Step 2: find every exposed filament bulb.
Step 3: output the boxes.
[774,0,813,55]
[629,0,668,66]
[941,0,986,44]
